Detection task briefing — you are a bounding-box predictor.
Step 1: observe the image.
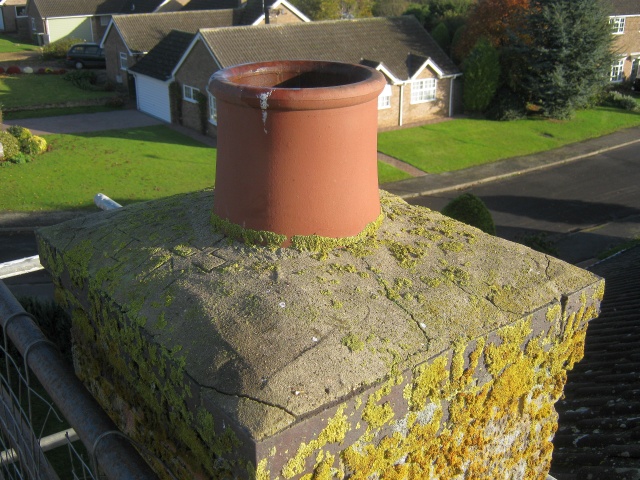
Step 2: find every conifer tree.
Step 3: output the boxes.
[511,0,614,119]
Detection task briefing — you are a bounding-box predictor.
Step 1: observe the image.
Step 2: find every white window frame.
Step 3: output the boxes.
[15,6,26,17]
[411,78,437,104]
[30,17,35,31]
[208,93,217,125]
[183,84,199,103]
[610,58,625,82]
[378,84,392,109]
[610,16,625,34]
[99,15,110,26]
[119,52,127,71]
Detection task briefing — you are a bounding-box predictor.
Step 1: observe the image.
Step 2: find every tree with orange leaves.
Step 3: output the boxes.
[453,0,529,61]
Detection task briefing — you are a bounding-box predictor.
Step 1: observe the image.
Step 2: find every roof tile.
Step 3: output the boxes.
[199,16,460,80]
[550,246,640,480]
[112,9,236,53]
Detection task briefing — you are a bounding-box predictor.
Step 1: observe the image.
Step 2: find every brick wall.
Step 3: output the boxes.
[174,40,219,137]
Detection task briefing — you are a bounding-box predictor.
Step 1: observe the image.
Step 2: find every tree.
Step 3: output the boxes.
[373,0,411,17]
[511,0,614,119]
[453,0,529,61]
[463,38,501,113]
[292,0,373,19]
[431,22,451,53]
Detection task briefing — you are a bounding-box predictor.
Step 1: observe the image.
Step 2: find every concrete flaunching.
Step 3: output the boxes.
[37,189,603,479]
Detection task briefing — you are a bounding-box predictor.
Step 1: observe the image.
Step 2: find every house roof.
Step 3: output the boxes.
[550,245,640,479]
[198,16,460,80]
[31,0,162,17]
[129,29,194,80]
[607,0,640,16]
[110,9,236,54]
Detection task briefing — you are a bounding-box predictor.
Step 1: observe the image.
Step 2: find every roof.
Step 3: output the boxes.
[607,0,640,16]
[129,29,194,80]
[30,0,162,17]
[198,16,460,80]
[110,9,236,54]
[550,246,640,479]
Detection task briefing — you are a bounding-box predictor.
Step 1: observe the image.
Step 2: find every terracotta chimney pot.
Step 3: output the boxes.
[209,60,386,244]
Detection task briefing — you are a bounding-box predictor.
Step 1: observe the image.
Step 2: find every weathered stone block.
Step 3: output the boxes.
[37,190,603,479]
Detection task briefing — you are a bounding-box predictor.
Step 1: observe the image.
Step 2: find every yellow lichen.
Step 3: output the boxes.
[281,405,349,479]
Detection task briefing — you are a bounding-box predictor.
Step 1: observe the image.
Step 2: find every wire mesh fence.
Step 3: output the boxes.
[0,331,96,480]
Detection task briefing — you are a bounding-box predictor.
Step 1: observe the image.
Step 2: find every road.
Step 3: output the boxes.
[408,141,640,265]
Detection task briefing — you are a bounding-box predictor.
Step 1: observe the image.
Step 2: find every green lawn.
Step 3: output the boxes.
[378,107,640,173]
[0,34,40,54]
[0,126,217,211]
[0,74,118,109]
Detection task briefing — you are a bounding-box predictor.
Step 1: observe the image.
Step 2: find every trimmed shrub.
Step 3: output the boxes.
[63,70,100,90]
[22,66,33,74]
[600,91,639,112]
[442,193,496,235]
[37,67,46,74]
[0,67,4,74]
[0,131,21,162]
[6,65,21,74]
[485,87,528,121]
[42,37,83,60]
[7,124,32,142]
[105,95,126,108]
[25,135,47,155]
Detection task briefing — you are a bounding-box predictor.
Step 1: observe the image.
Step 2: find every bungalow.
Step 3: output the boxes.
[131,16,461,134]
[25,0,157,45]
[102,0,308,94]
[608,0,640,84]
[101,10,239,94]
[23,0,241,45]
[0,0,27,34]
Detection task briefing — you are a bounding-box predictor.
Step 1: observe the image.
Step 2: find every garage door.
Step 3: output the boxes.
[135,74,171,123]
[47,17,92,43]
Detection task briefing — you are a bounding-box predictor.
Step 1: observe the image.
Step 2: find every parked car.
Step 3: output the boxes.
[65,43,106,69]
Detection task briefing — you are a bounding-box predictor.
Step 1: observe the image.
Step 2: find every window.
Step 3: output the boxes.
[15,6,26,17]
[183,84,199,103]
[610,16,625,34]
[119,52,127,71]
[30,17,35,31]
[411,78,437,104]
[209,93,217,125]
[100,15,110,26]
[610,58,625,82]
[378,84,391,109]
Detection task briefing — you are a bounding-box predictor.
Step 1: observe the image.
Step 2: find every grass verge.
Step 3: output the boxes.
[0,34,40,54]
[0,125,217,211]
[378,107,640,173]
[0,74,118,109]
